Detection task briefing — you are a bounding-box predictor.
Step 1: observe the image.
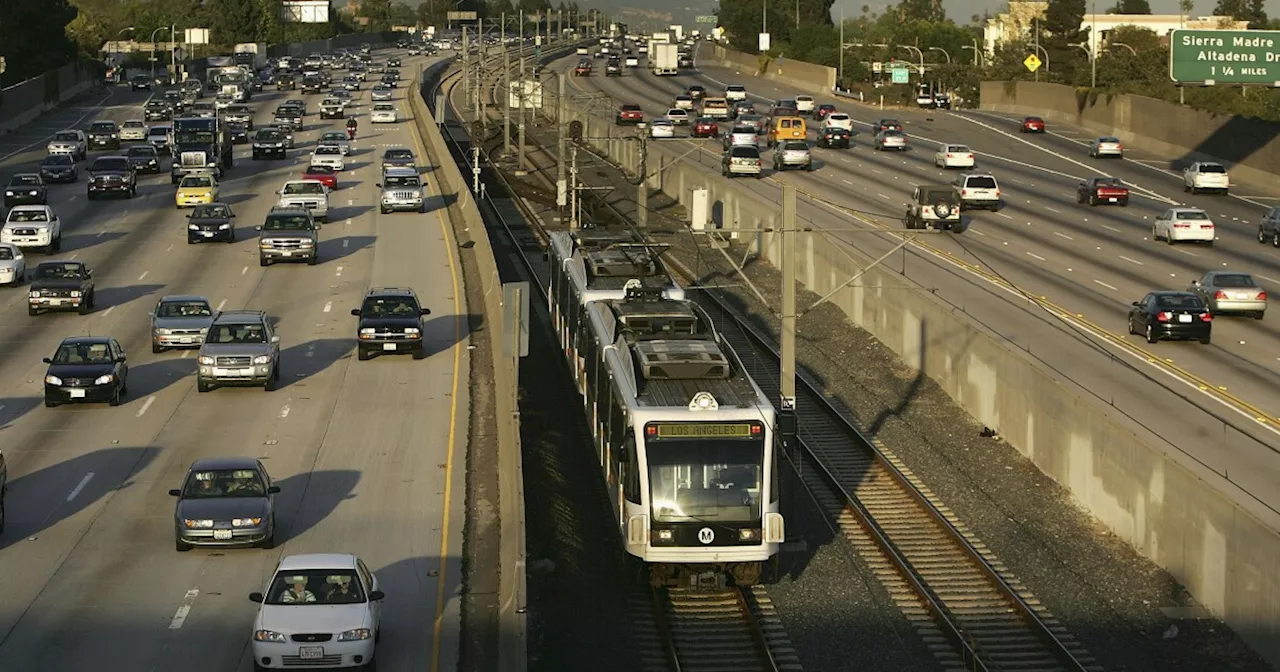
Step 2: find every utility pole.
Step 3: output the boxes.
[557,73,566,190]
[779,184,798,461]
[637,179,647,228]
[546,8,552,47]
[462,26,470,112]
[476,18,485,127]
[518,13,528,171]
[569,144,579,230]
[502,14,511,156]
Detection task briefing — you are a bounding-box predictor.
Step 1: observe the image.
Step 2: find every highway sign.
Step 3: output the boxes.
[1023,54,1042,73]
[447,11,477,21]
[871,61,882,73]
[891,67,908,84]
[1170,29,1280,83]
[759,32,770,52]
[695,15,717,24]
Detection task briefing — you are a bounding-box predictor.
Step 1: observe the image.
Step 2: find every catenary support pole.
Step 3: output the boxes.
[518,14,528,170]
[779,184,798,444]
[502,15,511,155]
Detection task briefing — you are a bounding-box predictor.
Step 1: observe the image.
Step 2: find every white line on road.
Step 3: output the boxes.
[180,350,191,359]
[137,396,155,417]
[0,404,5,414]
[1258,274,1280,285]
[1026,252,1047,261]
[842,178,853,185]
[343,239,349,248]
[102,306,115,317]
[165,244,173,251]
[1174,248,1199,257]
[279,405,290,419]
[336,266,344,276]
[1054,232,1074,240]
[1045,206,1062,214]
[972,230,986,236]
[241,266,249,276]
[323,301,332,313]
[169,589,200,630]
[215,299,226,311]
[1094,279,1119,290]
[68,253,77,260]
[995,212,1013,219]
[1102,225,1122,233]
[1119,255,1144,265]
[66,473,95,502]
[137,271,148,281]
[877,193,890,199]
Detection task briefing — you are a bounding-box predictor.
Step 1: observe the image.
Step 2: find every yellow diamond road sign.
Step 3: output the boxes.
[1023,54,1042,73]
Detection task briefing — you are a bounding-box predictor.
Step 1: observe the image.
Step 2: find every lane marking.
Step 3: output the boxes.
[1045,206,1062,214]
[323,301,332,313]
[1094,279,1119,290]
[279,405,290,419]
[241,266,249,276]
[335,265,344,276]
[102,306,115,317]
[136,396,155,417]
[1054,232,1074,240]
[1102,224,1122,233]
[1026,252,1047,261]
[180,350,191,359]
[137,270,149,281]
[1119,255,1144,266]
[995,212,1013,219]
[169,589,200,629]
[215,299,226,311]
[66,472,95,502]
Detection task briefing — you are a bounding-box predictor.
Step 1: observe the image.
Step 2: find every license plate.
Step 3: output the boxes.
[48,299,62,306]
[213,529,232,540]
[1109,198,1117,202]
[383,343,397,351]
[202,231,214,237]
[238,368,254,376]
[1178,314,1193,323]
[69,389,86,398]
[299,647,324,659]
[282,251,292,257]
[179,337,193,344]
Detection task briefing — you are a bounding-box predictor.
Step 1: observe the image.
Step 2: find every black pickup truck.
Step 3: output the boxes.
[28,260,96,316]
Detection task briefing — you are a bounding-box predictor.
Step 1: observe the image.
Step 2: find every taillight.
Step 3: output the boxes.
[1200,313,1213,322]
[1258,291,1268,300]
[1156,311,1172,322]
[967,154,974,159]
[995,190,1001,197]
[961,189,968,195]
[1117,144,1123,150]
[1214,290,1227,299]
[946,153,953,158]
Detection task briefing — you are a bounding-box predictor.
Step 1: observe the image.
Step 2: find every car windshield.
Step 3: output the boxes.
[0,248,13,260]
[729,147,758,158]
[90,123,115,132]
[192,204,231,219]
[362,297,418,316]
[124,121,144,128]
[54,132,80,141]
[321,133,346,141]
[828,114,849,121]
[52,341,113,364]
[207,322,268,343]
[1096,178,1123,187]
[92,159,131,172]
[306,166,335,175]
[265,570,364,605]
[923,189,958,205]
[283,182,323,195]
[783,142,808,151]
[385,176,420,187]
[1199,164,1226,173]
[181,177,212,188]
[384,150,413,160]
[11,175,40,185]
[949,145,971,152]
[1099,137,1119,143]
[374,104,393,111]
[1175,210,1209,220]
[34,263,81,279]
[263,214,312,230]
[1213,274,1256,288]
[258,131,281,141]
[883,131,904,138]
[8,209,49,222]
[127,147,156,157]
[1155,294,1203,309]
[182,468,266,498]
[150,128,169,137]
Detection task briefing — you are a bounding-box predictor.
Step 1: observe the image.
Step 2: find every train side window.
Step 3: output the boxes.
[770,446,780,503]
[622,437,640,504]
[608,392,626,453]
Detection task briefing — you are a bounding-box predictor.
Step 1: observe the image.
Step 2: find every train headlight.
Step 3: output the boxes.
[651,528,675,544]
[688,391,719,411]
[739,528,761,542]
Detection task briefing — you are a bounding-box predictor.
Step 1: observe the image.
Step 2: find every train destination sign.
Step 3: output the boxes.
[650,423,757,438]
[1170,29,1280,84]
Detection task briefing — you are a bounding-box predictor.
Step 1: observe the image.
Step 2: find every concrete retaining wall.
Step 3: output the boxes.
[980,79,1280,188]
[0,60,99,136]
[549,97,1280,667]
[708,44,836,94]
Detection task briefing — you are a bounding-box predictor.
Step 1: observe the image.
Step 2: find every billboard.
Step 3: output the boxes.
[282,0,330,23]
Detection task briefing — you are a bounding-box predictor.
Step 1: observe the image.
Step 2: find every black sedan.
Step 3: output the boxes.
[43,336,129,407]
[39,155,79,183]
[125,145,162,174]
[227,121,250,145]
[817,127,852,149]
[186,203,237,243]
[130,75,152,90]
[1127,291,1213,345]
[4,174,48,207]
[170,457,278,551]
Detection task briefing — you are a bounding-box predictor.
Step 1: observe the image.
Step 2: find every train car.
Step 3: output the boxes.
[576,286,783,588]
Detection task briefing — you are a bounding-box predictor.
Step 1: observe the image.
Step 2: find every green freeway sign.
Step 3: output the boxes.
[695,15,717,24]
[1170,29,1280,84]
[891,67,909,84]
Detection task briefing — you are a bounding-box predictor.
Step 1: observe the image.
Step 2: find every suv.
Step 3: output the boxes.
[1256,206,1280,247]
[773,141,813,171]
[87,120,121,150]
[722,145,762,178]
[258,207,321,266]
[196,310,281,392]
[351,287,433,360]
[87,156,138,199]
[905,184,966,232]
[253,129,287,159]
[145,100,172,121]
[378,167,426,213]
[381,147,416,173]
[953,173,1001,211]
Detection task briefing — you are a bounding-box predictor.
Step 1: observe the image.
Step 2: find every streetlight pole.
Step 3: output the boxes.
[928,47,951,64]
[899,45,924,81]
[762,0,767,38]
[961,45,979,66]
[149,26,171,82]
[1110,42,1136,56]
[113,27,136,83]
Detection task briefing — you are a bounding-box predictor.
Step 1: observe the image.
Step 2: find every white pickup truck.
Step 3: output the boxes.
[275,180,330,222]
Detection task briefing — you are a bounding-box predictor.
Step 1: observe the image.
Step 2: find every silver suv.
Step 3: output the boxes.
[378,168,425,213]
[1258,206,1280,247]
[773,140,813,171]
[196,310,281,392]
[258,207,321,266]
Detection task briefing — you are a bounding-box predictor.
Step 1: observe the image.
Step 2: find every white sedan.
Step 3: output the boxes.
[249,553,384,670]
[935,143,975,169]
[822,113,853,132]
[0,243,27,286]
[665,108,690,125]
[649,120,675,138]
[1153,207,1215,246]
[371,103,398,123]
[120,119,148,142]
[310,145,346,170]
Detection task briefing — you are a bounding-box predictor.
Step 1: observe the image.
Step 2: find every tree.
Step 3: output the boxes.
[358,0,394,32]
[896,0,945,24]
[1115,0,1151,13]
[207,0,262,45]
[389,2,418,26]
[0,0,79,84]
[1044,0,1086,40]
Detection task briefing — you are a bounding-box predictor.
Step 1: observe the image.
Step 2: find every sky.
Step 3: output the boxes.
[826,0,1280,23]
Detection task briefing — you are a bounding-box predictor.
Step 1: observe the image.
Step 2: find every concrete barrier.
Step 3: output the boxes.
[0,60,100,136]
[980,79,1280,188]
[707,44,836,95]
[550,94,1280,667]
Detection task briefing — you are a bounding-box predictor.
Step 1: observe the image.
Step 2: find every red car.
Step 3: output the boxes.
[1021,116,1046,133]
[1076,176,1129,206]
[814,104,836,120]
[616,103,643,125]
[574,60,592,76]
[303,164,338,190]
[692,118,720,138]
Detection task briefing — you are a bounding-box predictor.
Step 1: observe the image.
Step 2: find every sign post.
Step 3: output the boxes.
[1170,29,1280,84]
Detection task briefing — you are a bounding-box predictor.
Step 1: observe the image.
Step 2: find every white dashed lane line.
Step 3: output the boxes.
[1026,252,1047,261]
[1119,255,1144,266]
[215,299,226,311]
[136,395,155,417]
[1094,279,1119,290]
[1054,232,1074,240]
[66,473,95,502]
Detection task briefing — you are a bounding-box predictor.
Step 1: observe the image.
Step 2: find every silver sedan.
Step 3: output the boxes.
[874,130,908,151]
[0,243,27,286]
[151,295,215,352]
[1188,271,1267,319]
[1089,136,1123,158]
[371,84,394,101]
[318,131,352,155]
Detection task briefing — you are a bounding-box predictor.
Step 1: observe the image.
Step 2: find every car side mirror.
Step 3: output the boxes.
[169,488,182,496]
[249,592,264,603]
[42,357,53,364]
[255,225,262,231]
[267,485,281,494]
[369,590,385,601]
[375,183,382,188]
[1131,301,1142,307]
[420,307,432,315]
[271,335,280,343]
[1191,280,1200,286]
[230,214,236,218]
[117,355,127,363]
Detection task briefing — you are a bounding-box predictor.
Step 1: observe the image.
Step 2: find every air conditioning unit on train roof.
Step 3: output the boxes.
[633,339,730,380]
[584,248,656,278]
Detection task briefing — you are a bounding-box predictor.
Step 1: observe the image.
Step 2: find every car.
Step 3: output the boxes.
[794,95,815,114]
[649,119,675,139]
[196,310,282,392]
[616,103,644,125]
[42,337,127,406]
[227,121,250,145]
[1077,176,1129,206]
[0,243,26,286]
[723,126,758,149]
[725,84,748,101]
[1188,271,1267,319]
[905,184,965,232]
[148,125,173,152]
[125,145,162,174]
[38,154,79,183]
[377,167,425,214]
[625,55,639,67]
[672,95,694,111]
[606,59,622,76]
[934,143,975,169]
[87,120,121,149]
[311,145,346,170]
[371,103,398,123]
[303,165,338,191]
[1258,205,1280,247]
[736,113,764,133]
[27,260,93,315]
[320,97,345,119]
[1089,136,1123,158]
[87,155,138,199]
[916,91,935,108]
[692,117,720,138]
[722,145,763,178]
[120,119,148,142]
[170,457,279,551]
[2,205,62,254]
[875,118,902,132]
[47,129,88,160]
[253,128,288,159]
[318,132,352,155]
[1183,162,1229,194]
[665,108,690,125]
[4,174,48,207]
[381,147,416,173]
[176,173,219,208]
[145,100,172,122]
[1021,116,1046,132]
[186,203,237,244]
[574,60,592,76]
[874,129,908,151]
[823,113,853,132]
[258,207,322,265]
[371,84,393,101]
[687,84,706,100]
[773,140,813,171]
[1127,291,1212,344]
[149,295,216,352]
[192,101,218,118]
[247,553,384,669]
[352,287,433,359]
[813,104,836,120]
[276,180,330,221]
[214,93,235,110]
[223,104,254,128]
[1153,207,1215,246]
[933,92,952,109]
[954,173,1001,211]
[343,76,362,91]
[387,56,401,67]
[130,75,152,91]
[732,101,756,119]
[816,126,851,149]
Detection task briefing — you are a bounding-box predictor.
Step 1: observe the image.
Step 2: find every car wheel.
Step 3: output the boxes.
[307,254,318,266]
[1146,324,1157,344]
[1126,316,1135,335]
[259,257,269,267]
[108,386,121,407]
[197,379,211,393]
[1166,232,1174,246]
[1184,183,1190,193]
[1260,227,1268,244]
[153,343,163,354]
[1273,232,1280,247]
[176,538,192,552]
[412,346,426,360]
[259,530,275,550]
[1200,335,1212,345]
[1152,225,1160,241]
[44,397,57,408]
[79,299,91,315]
[358,348,373,361]
[381,207,390,214]
[29,307,39,316]
[1254,311,1265,320]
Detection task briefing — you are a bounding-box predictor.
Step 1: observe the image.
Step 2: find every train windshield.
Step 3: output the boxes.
[647,439,764,524]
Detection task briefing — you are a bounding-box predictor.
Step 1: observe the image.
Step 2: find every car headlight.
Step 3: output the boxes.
[188,224,199,231]
[337,628,372,641]
[198,356,214,365]
[45,375,63,386]
[94,374,115,385]
[219,223,230,229]
[29,291,40,298]
[157,328,173,335]
[70,290,81,298]
[254,630,287,643]
[29,190,37,196]
[232,517,262,527]
[252,355,271,365]
[4,191,12,196]
[184,519,214,528]
[404,327,420,334]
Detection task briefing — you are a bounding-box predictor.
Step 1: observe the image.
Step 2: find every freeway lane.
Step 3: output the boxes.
[0,48,468,671]
[560,53,1280,522]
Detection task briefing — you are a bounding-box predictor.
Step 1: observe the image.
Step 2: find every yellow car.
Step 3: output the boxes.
[175,174,219,208]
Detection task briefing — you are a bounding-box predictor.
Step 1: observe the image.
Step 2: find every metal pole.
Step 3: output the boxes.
[518,15,528,170]
[472,145,481,193]
[838,6,844,87]
[547,8,552,48]
[557,73,566,186]
[1034,18,1040,83]
[637,179,647,229]
[1090,0,1097,89]
[503,15,511,155]
[570,144,579,230]
[476,18,485,126]
[462,26,470,111]
[762,0,767,35]
[779,184,798,467]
